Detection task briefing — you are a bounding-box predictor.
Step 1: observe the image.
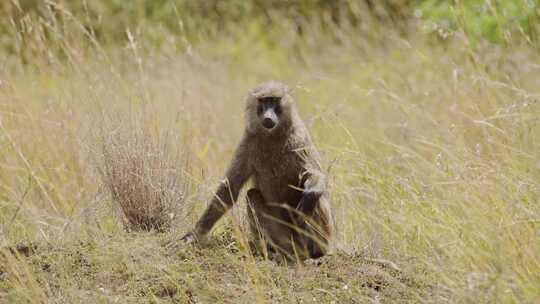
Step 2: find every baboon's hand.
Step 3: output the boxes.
[180,232,198,245]
[298,189,322,215]
[165,232,199,251]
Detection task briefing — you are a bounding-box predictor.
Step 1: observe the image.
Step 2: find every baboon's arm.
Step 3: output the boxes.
[190,138,252,238]
[298,169,326,215]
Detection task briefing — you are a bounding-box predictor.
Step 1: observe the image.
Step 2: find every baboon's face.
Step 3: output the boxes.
[256,96,282,131]
[246,81,293,136]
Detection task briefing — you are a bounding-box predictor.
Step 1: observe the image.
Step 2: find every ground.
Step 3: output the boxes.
[2,231,432,303]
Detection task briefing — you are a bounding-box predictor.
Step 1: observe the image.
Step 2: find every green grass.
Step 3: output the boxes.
[1,12,540,303]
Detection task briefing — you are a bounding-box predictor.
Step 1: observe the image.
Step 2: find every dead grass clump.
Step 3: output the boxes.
[100,127,188,232]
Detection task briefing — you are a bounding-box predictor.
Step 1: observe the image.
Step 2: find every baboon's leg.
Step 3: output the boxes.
[246,188,267,242]
[246,189,294,258]
[303,199,333,259]
[246,189,332,260]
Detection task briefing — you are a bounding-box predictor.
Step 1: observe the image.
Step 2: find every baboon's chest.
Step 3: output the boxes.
[251,146,305,203]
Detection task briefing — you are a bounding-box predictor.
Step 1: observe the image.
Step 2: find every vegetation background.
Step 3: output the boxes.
[0,0,539,303]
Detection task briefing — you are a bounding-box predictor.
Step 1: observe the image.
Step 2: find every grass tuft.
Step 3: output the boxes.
[100,126,188,232]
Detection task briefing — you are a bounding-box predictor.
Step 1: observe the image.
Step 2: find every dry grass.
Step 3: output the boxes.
[0,16,539,303]
[101,125,189,232]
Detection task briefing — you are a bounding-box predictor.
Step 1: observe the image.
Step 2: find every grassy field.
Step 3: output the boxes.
[1,3,540,303]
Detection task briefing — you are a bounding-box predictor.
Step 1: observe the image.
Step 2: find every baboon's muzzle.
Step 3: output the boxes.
[262,109,278,129]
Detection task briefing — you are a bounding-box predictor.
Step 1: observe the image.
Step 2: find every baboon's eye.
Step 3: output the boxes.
[257,96,281,116]
[258,97,281,104]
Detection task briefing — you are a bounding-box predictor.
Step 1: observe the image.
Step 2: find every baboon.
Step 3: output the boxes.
[182,81,333,260]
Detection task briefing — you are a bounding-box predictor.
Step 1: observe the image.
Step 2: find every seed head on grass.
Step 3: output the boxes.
[100,128,188,232]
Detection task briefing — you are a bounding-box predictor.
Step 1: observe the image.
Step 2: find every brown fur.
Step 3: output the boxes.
[182,81,334,260]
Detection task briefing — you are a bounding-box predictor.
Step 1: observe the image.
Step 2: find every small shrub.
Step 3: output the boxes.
[100,127,188,232]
